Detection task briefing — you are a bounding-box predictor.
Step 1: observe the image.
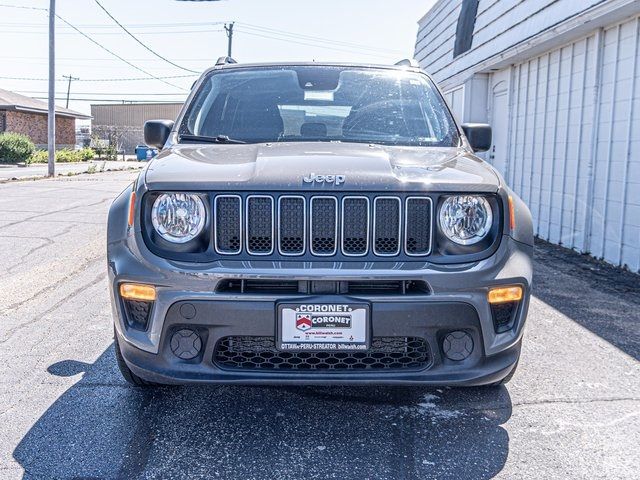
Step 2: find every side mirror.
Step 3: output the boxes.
[461,123,492,153]
[144,120,174,150]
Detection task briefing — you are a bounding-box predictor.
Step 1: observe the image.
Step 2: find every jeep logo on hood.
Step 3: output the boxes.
[303,173,346,186]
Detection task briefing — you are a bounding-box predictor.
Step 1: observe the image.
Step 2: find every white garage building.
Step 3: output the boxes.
[415,0,640,272]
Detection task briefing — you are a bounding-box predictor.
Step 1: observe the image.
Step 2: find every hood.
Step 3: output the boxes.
[144,142,501,192]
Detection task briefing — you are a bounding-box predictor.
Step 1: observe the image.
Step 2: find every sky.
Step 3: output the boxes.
[0,0,436,119]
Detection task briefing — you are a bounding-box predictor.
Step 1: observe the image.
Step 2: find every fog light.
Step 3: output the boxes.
[170,329,202,360]
[488,286,523,304]
[120,283,157,301]
[442,331,473,361]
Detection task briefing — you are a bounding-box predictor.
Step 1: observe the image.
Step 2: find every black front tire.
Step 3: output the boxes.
[114,330,157,387]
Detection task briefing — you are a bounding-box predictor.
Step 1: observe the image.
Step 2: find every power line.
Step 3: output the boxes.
[0,27,225,36]
[92,0,200,73]
[17,90,188,96]
[234,28,397,59]
[0,3,47,11]
[0,74,199,82]
[53,12,189,90]
[237,23,405,55]
[31,97,185,102]
[0,3,192,89]
[0,20,227,28]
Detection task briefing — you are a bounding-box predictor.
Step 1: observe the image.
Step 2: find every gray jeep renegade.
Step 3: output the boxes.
[107,58,533,387]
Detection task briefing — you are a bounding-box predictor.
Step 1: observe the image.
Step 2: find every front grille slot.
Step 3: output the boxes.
[214,195,241,254]
[214,336,431,371]
[215,279,430,295]
[405,197,433,255]
[212,194,432,258]
[373,197,401,256]
[216,279,300,294]
[246,196,274,254]
[310,196,337,256]
[342,196,369,255]
[278,196,305,255]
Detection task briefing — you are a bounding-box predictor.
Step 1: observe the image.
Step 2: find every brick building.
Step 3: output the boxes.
[0,88,90,148]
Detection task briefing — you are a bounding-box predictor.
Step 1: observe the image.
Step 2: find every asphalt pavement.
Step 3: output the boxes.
[0,171,638,479]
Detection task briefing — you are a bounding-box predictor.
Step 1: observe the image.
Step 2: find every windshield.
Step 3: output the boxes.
[179,66,459,147]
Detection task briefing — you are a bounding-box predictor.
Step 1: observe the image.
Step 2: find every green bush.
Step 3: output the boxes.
[55,149,77,163]
[29,150,48,164]
[80,147,95,161]
[0,133,35,164]
[28,147,96,164]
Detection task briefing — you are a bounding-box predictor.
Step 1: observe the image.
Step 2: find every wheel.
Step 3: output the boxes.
[114,330,157,387]
[489,358,519,387]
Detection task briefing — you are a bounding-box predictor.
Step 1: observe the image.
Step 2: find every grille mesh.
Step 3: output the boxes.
[212,194,432,257]
[374,198,400,255]
[405,198,432,255]
[215,196,241,253]
[123,299,152,331]
[279,197,305,255]
[342,197,369,255]
[246,196,273,254]
[214,336,430,371]
[311,197,337,255]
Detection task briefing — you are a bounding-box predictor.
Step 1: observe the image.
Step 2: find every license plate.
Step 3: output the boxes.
[277,303,370,351]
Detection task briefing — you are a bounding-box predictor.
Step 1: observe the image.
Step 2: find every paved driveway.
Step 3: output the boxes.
[0,172,638,479]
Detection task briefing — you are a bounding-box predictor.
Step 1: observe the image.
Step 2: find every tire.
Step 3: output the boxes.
[114,330,157,387]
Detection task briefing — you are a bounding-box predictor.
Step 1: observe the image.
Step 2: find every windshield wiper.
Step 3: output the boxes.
[179,134,246,144]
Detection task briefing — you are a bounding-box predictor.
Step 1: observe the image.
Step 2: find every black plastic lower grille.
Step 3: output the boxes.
[123,299,152,331]
[214,336,430,371]
[491,301,519,333]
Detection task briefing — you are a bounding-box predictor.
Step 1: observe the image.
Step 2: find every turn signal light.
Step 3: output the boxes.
[488,286,523,304]
[508,195,516,231]
[119,283,157,301]
[128,191,136,227]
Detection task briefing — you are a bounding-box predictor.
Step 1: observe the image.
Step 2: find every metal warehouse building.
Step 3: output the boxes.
[415,0,640,272]
[91,102,183,154]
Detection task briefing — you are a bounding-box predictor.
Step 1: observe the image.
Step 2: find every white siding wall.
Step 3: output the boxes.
[416,0,618,87]
[505,16,640,271]
[443,86,465,122]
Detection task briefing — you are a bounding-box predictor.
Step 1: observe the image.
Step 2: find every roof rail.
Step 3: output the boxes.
[215,56,238,66]
[394,58,420,68]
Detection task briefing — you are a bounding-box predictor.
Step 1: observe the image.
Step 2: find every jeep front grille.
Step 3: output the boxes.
[213,194,432,258]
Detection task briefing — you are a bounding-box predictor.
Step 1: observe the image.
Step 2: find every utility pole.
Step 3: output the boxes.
[224,22,234,57]
[47,0,55,177]
[62,74,79,108]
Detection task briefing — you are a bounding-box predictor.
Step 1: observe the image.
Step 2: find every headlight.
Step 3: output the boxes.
[151,193,206,243]
[439,195,493,245]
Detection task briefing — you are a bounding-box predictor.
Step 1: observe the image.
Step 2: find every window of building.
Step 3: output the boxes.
[454,0,480,57]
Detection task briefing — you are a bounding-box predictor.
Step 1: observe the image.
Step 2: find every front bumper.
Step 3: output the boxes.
[116,299,523,386]
[108,215,532,385]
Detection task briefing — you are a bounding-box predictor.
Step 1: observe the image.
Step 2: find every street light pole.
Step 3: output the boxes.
[47,0,55,177]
